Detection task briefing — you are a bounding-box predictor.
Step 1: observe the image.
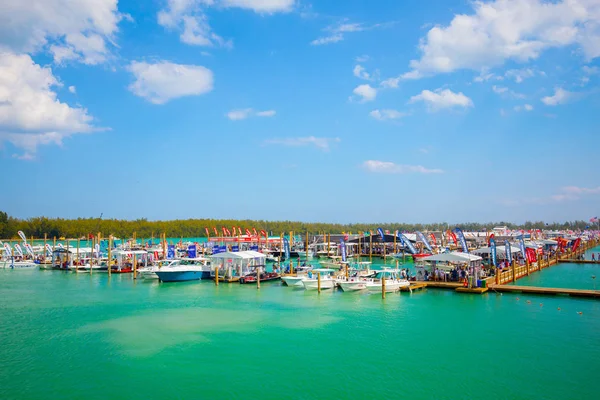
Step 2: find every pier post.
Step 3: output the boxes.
[526,259,530,276]
[369,234,372,260]
[107,236,112,276]
[257,265,260,289]
[133,253,137,279]
[345,263,349,280]
[317,271,321,293]
[215,266,219,286]
[495,268,499,285]
[382,274,386,299]
[43,233,47,263]
[512,260,516,283]
[76,239,80,272]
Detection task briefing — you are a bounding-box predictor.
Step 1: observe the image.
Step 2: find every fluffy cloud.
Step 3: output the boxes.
[0,0,126,64]
[0,53,96,159]
[226,108,276,120]
[362,160,444,174]
[68,86,76,94]
[541,87,572,105]
[514,104,534,111]
[409,88,473,110]
[263,136,340,151]
[158,0,293,47]
[127,60,214,104]
[353,65,374,80]
[369,109,409,121]
[311,21,367,45]
[352,84,377,102]
[400,0,600,78]
[505,68,537,83]
[492,85,526,99]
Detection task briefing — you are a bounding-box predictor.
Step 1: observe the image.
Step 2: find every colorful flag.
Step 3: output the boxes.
[396,232,417,255]
[505,240,512,265]
[416,231,433,253]
[453,227,469,253]
[490,237,497,267]
[340,240,347,262]
[377,227,385,241]
[18,231,27,243]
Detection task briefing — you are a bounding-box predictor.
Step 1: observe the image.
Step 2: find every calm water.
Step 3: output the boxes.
[1,262,599,399]
[513,246,600,290]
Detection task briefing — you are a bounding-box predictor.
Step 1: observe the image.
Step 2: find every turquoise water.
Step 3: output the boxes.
[513,246,600,290]
[1,267,599,399]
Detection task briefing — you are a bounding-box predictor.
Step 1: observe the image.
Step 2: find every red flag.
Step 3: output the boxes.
[429,233,437,246]
[487,233,495,246]
[252,228,258,236]
[260,230,267,238]
[245,228,252,236]
[213,227,218,236]
[205,227,209,236]
[525,248,537,264]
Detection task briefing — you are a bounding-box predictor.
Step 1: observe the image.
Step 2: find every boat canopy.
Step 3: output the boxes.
[472,246,522,256]
[211,251,266,260]
[421,252,482,263]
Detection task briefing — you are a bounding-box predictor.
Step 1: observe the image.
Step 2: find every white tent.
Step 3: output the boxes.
[472,246,522,257]
[421,252,482,263]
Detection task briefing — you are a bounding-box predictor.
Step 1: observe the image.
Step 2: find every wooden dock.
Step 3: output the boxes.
[401,282,427,292]
[488,284,600,298]
[456,287,488,294]
[558,259,600,264]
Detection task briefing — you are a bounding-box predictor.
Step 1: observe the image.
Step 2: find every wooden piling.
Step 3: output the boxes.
[317,271,321,293]
[107,235,112,276]
[305,231,309,261]
[512,260,516,283]
[133,253,137,279]
[76,239,80,272]
[257,265,260,289]
[43,233,47,263]
[382,274,386,299]
[215,266,219,286]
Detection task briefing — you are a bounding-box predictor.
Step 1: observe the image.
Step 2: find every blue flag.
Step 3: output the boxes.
[454,227,469,253]
[283,238,290,260]
[187,244,196,258]
[340,240,347,262]
[490,238,497,267]
[518,235,526,260]
[397,232,418,255]
[505,240,512,265]
[232,245,239,252]
[167,245,175,259]
[377,227,385,241]
[416,231,433,253]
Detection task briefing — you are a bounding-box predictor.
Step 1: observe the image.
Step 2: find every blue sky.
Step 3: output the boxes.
[0,0,599,224]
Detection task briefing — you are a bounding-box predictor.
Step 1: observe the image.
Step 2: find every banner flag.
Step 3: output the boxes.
[396,232,417,255]
[490,237,497,267]
[283,238,290,260]
[505,240,512,265]
[340,240,347,262]
[187,245,196,258]
[453,227,469,253]
[416,231,433,253]
[377,227,385,241]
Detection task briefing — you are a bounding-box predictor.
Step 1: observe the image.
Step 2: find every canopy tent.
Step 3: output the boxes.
[420,252,482,263]
[472,246,522,257]
[210,251,267,280]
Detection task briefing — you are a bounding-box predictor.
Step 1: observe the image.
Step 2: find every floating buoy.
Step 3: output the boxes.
[540,303,543,307]
[557,307,561,311]
[516,297,520,301]
[577,311,583,315]
[526,300,531,304]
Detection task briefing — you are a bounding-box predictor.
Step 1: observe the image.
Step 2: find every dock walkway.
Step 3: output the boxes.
[488,284,600,298]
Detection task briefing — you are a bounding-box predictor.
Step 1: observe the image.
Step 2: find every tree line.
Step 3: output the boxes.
[0,211,594,240]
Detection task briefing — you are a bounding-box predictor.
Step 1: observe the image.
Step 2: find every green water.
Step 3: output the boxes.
[513,246,600,290]
[1,267,599,399]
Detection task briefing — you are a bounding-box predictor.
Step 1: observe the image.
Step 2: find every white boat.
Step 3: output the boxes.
[1,259,38,269]
[365,270,410,293]
[155,257,212,282]
[281,275,307,287]
[338,278,369,292]
[301,268,336,291]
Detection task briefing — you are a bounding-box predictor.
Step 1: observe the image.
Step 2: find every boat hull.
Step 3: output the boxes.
[156,270,202,282]
[281,276,305,287]
[339,281,368,292]
[302,279,335,290]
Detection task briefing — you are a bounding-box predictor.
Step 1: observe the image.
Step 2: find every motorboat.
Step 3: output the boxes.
[155,258,211,282]
[1,259,38,269]
[301,268,337,290]
[239,267,280,284]
[366,270,410,293]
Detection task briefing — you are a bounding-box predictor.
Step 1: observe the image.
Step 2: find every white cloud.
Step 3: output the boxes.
[352,84,377,102]
[362,160,444,174]
[353,65,374,80]
[256,110,276,117]
[310,21,371,46]
[369,109,409,121]
[264,136,340,151]
[127,60,214,104]
[514,104,534,111]
[220,0,295,13]
[380,77,401,88]
[583,65,599,75]
[355,55,370,62]
[549,185,600,202]
[409,88,473,110]
[68,86,76,94]
[400,0,600,78]
[226,108,276,120]
[492,85,526,99]
[0,0,126,65]
[158,0,291,47]
[0,53,96,158]
[505,68,536,83]
[541,87,572,106]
